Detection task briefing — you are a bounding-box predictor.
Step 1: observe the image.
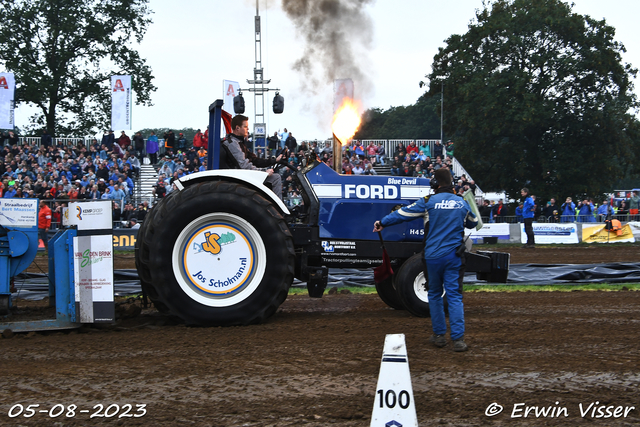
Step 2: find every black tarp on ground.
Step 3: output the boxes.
[9,263,640,301]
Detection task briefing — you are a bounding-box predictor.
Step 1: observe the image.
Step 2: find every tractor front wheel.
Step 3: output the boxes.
[136,180,295,326]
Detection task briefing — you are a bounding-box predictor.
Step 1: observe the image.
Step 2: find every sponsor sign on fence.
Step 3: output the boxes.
[628,222,640,241]
[520,223,579,244]
[582,224,635,244]
[0,199,38,227]
[71,201,114,323]
[465,223,510,241]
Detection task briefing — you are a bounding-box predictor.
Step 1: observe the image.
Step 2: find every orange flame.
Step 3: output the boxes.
[332,98,361,145]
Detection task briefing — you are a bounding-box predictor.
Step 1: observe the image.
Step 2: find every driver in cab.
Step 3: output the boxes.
[224,114,285,200]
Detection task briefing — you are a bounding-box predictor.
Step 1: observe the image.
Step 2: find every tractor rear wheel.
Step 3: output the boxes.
[135,203,170,314]
[136,180,295,326]
[394,253,448,318]
[374,272,405,310]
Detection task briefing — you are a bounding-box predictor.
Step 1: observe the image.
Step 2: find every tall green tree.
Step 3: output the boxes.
[0,0,156,137]
[425,0,639,200]
[354,94,442,140]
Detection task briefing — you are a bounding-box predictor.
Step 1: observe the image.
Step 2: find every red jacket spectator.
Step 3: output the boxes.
[366,143,378,157]
[117,131,131,150]
[406,141,419,155]
[38,203,52,230]
[193,130,206,148]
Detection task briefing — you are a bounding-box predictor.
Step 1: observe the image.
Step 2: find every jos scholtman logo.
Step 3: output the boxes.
[183,224,255,296]
[193,231,236,255]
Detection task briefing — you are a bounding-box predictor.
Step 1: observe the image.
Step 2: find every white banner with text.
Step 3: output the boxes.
[223,79,240,116]
[520,223,579,244]
[0,72,15,129]
[465,223,510,241]
[111,75,132,131]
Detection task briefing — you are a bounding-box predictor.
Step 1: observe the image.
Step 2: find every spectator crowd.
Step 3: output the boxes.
[1,129,153,230]
[477,192,639,224]
[5,127,639,230]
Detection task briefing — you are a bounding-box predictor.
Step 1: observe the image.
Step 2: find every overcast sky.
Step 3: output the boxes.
[14,0,640,140]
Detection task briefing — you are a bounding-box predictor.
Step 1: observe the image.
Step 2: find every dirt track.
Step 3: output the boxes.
[2,245,640,426]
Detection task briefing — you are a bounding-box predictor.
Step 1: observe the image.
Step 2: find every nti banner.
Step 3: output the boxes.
[223,80,240,116]
[111,75,132,131]
[0,72,15,129]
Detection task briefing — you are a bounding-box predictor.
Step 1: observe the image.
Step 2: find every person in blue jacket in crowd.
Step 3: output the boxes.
[373,168,478,352]
[561,197,575,222]
[596,199,614,222]
[521,188,536,248]
[515,204,523,223]
[577,199,595,223]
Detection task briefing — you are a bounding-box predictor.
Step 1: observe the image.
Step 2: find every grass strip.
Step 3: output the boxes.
[289,283,640,295]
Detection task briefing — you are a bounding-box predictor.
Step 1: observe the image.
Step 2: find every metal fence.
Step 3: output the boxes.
[484,214,635,224]
[38,199,142,231]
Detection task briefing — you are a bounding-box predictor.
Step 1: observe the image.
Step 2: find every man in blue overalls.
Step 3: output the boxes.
[521,188,536,248]
[373,168,478,352]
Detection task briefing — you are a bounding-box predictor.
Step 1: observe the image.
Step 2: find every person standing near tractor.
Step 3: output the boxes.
[373,168,478,352]
[521,188,536,248]
[38,200,52,250]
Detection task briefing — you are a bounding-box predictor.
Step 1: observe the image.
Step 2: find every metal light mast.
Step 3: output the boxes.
[245,0,279,151]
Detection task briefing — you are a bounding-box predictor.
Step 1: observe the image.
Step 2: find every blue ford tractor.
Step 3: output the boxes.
[135,101,509,326]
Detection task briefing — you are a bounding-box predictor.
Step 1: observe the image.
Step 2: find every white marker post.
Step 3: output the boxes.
[370,334,418,427]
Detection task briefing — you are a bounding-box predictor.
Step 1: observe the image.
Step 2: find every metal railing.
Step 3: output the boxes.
[484,214,635,224]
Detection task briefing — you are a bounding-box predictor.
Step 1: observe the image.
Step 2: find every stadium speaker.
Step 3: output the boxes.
[273,92,284,114]
[233,91,245,114]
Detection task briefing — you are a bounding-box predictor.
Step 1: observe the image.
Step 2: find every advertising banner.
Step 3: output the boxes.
[0,72,15,129]
[74,235,114,323]
[223,80,240,116]
[465,223,510,241]
[628,222,640,240]
[520,223,579,244]
[112,228,138,250]
[582,224,635,244]
[69,201,114,323]
[68,201,112,231]
[0,199,38,227]
[111,75,132,131]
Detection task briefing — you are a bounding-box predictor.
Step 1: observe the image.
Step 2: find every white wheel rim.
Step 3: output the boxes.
[172,213,266,307]
[413,272,430,303]
[412,272,446,304]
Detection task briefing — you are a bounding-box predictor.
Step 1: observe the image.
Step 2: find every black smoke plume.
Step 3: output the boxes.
[281,0,376,97]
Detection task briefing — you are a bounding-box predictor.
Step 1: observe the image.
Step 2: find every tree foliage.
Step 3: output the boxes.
[425,0,639,200]
[354,94,442,140]
[0,0,156,137]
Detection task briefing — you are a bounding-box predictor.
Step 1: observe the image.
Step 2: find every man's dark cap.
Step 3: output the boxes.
[434,168,452,186]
